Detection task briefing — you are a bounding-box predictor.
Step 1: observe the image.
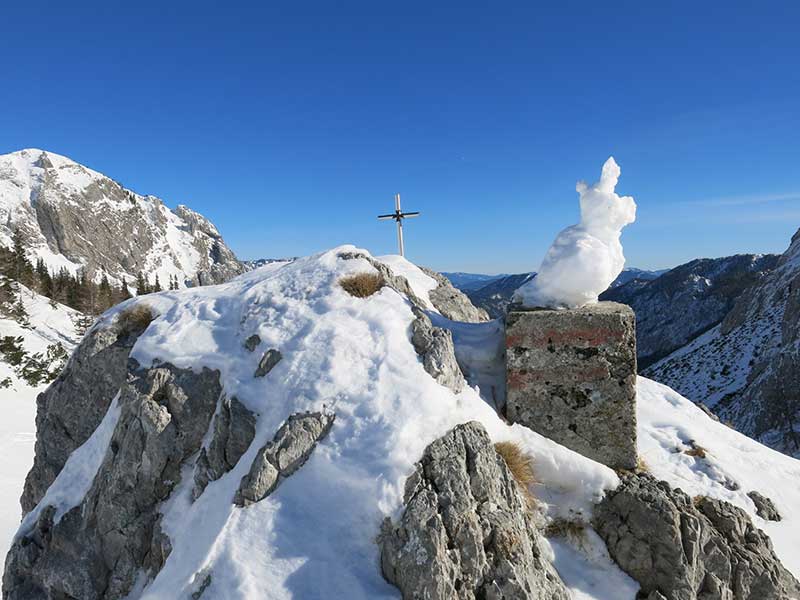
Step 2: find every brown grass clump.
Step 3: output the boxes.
[495,441,536,506]
[684,442,708,459]
[544,518,586,539]
[339,272,384,298]
[116,304,156,336]
[636,456,650,472]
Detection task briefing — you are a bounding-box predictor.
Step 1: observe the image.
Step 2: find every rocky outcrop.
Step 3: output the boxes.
[337,252,469,392]
[419,266,489,322]
[379,422,569,600]
[4,363,223,600]
[594,472,800,600]
[410,308,465,393]
[235,412,334,507]
[337,251,488,324]
[0,149,244,288]
[748,491,781,522]
[193,396,257,500]
[254,349,282,378]
[21,310,152,513]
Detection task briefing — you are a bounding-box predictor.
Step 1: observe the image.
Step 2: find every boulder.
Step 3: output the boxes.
[594,472,800,600]
[235,412,335,507]
[748,491,781,522]
[379,421,569,600]
[418,266,490,323]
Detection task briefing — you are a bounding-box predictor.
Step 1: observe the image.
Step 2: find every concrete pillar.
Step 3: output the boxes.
[505,302,638,469]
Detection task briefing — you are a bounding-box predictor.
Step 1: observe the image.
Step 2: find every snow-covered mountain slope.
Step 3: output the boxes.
[646,229,800,458]
[0,285,81,563]
[3,247,799,600]
[447,268,663,319]
[602,254,779,368]
[0,149,243,288]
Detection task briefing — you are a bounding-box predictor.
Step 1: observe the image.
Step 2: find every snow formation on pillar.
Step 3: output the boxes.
[514,157,636,309]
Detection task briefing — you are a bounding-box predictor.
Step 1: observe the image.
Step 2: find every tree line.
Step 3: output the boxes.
[0,228,179,322]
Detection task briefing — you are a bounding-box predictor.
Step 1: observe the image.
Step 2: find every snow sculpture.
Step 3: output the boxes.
[514,157,636,309]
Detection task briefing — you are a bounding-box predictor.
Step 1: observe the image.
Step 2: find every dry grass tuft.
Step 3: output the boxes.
[116,304,156,335]
[495,441,536,506]
[544,518,586,539]
[339,272,384,298]
[636,456,650,472]
[684,443,708,459]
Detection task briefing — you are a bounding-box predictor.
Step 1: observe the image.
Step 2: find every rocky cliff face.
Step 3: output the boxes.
[0,149,243,287]
[601,254,779,368]
[646,230,800,457]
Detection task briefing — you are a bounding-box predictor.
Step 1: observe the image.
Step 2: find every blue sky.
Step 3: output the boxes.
[2,1,799,273]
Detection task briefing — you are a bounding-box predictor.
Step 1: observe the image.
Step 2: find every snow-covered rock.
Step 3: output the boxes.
[514,157,636,309]
[0,148,244,288]
[3,246,799,600]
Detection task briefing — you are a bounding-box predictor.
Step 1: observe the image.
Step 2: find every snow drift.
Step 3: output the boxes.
[515,157,636,309]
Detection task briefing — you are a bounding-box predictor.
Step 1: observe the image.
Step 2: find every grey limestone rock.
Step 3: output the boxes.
[505,302,638,469]
[3,363,223,600]
[254,349,282,378]
[748,491,782,522]
[193,396,257,499]
[594,472,800,600]
[379,421,569,600]
[244,334,261,352]
[235,412,335,507]
[410,307,465,393]
[21,313,150,514]
[418,266,490,323]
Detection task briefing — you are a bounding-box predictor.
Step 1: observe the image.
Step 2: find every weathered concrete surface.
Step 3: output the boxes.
[505,302,637,469]
[379,421,569,600]
[4,363,223,600]
[235,412,335,507]
[595,472,800,600]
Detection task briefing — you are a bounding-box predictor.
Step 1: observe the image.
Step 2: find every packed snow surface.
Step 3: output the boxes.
[8,246,800,600]
[514,157,636,308]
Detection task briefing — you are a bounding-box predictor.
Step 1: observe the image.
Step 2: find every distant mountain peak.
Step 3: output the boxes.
[0,148,243,288]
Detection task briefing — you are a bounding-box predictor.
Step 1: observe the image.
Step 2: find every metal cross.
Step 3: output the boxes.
[378,193,420,257]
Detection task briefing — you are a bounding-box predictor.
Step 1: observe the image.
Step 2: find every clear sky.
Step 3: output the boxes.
[2,1,799,273]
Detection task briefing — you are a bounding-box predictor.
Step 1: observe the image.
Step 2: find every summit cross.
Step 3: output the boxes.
[377,193,420,257]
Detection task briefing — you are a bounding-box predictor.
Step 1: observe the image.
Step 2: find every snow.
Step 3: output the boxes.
[376,254,438,310]
[637,376,800,576]
[0,284,81,562]
[4,246,800,600]
[17,394,121,535]
[514,157,637,308]
[86,245,616,599]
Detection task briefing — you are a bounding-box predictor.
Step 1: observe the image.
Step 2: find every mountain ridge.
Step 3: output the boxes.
[0,148,244,289]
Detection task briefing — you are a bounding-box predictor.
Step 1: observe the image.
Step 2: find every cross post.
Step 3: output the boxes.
[377,193,420,257]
